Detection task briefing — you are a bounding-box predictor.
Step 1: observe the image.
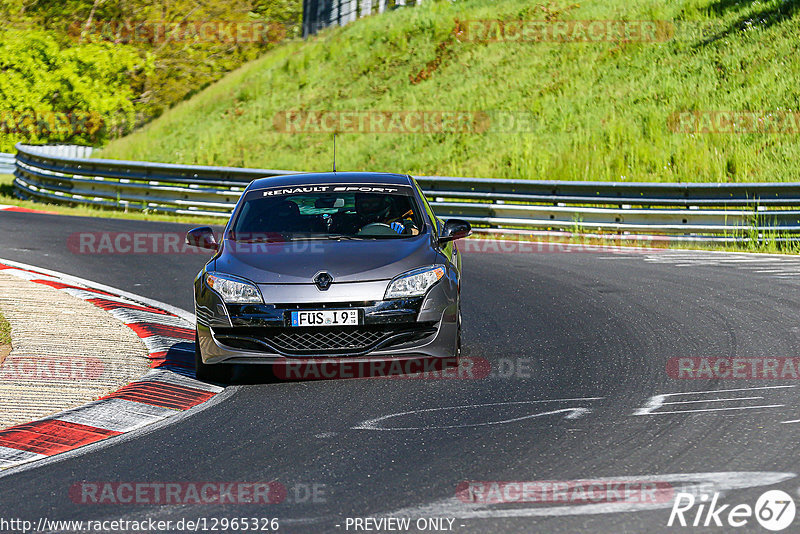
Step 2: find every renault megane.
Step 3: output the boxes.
[186,172,471,381]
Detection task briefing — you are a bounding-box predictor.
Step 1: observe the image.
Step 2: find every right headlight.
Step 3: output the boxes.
[205,272,263,304]
[385,265,445,299]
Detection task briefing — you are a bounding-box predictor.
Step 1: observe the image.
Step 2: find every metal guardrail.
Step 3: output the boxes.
[304,0,419,37]
[12,143,800,236]
[0,152,15,174]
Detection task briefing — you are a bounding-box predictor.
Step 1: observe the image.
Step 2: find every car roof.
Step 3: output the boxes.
[249,172,413,190]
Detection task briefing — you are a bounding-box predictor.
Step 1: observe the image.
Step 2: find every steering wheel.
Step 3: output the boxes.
[357,223,399,236]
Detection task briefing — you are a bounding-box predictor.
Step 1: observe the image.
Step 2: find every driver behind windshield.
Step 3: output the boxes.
[353,193,419,235]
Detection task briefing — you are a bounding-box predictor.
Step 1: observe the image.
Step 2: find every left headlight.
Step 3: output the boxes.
[205,272,263,304]
[385,265,445,299]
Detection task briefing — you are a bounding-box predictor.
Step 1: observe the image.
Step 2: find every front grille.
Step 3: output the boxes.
[274,328,385,352]
[214,324,436,356]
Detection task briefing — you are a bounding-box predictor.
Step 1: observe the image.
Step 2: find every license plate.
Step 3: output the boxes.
[290,310,360,327]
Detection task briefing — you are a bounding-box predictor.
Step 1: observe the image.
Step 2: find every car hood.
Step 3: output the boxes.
[213,235,439,284]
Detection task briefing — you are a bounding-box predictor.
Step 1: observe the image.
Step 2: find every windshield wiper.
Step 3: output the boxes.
[268,234,362,241]
[234,237,285,243]
[237,233,371,242]
[325,234,365,240]
[290,234,370,241]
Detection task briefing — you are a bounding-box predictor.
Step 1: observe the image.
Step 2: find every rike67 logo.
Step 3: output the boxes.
[668,490,796,531]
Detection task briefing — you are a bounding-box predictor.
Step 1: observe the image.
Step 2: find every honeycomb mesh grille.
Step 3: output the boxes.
[215,325,436,356]
[272,328,387,352]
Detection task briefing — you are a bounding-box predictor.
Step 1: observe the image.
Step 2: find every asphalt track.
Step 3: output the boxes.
[1,210,800,533]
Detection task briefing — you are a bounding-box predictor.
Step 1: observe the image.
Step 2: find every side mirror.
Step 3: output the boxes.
[439,219,472,244]
[186,227,219,250]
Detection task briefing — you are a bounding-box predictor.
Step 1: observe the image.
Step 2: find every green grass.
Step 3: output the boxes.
[98,0,800,182]
[0,310,10,347]
[0,174,223,225]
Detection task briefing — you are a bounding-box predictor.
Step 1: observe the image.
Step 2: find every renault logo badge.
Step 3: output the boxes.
[314,271,333,291]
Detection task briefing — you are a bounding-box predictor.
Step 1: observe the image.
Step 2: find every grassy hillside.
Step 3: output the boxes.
[100,0,800,182]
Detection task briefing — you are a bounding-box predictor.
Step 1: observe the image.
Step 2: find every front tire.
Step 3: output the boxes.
[194,330,231,383]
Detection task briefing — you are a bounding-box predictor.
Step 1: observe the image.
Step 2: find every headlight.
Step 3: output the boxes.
[385,265,445,299]
[205,272,263,304]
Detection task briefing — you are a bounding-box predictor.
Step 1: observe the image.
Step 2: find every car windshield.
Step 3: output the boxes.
[231,186,425,241]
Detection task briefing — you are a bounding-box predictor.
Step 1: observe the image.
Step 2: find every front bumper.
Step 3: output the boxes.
[195,276,458,364]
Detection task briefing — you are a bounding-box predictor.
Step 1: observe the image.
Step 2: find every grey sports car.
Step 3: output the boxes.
[186,172,471,381]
